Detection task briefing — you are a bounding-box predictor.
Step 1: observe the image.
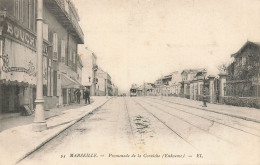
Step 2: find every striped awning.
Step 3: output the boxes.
[61,73,83,89]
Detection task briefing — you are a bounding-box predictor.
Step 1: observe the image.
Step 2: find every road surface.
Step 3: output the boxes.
[20,97,260,165]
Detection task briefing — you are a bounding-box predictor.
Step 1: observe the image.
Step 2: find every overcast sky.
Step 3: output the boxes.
[73,0,260,93]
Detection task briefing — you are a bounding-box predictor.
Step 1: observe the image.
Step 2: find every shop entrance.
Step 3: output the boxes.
[1,85,20,113]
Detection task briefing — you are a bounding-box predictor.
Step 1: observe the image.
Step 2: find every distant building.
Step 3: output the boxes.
[112,84,118,96]
[180,68,207,98]
[81,49,97,96]
[96,68,112,96]
[169,71,182,95]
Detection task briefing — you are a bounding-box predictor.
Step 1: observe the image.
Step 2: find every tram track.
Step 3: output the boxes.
[130,98,196,149]
[148,97,260,124]
[143,97,260,138]
[123,97,137,148]
[134,97,236,146]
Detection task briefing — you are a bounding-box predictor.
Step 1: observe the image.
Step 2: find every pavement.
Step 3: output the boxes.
[148,96,260,123]
[18,97,260,165]
[0,96,112,165]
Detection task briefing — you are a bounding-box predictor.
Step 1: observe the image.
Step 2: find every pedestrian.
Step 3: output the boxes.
[76,90,81,104]
[216,89,220,103]
[84,88,90,105]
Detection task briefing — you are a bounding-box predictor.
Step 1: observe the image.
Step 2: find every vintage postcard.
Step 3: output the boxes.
[0,0,260,164]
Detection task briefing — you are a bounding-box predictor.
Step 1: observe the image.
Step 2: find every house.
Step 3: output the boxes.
[226,41,260,98]
[154,73,172,96]
[180,68,207,99]
[169,71,182,95]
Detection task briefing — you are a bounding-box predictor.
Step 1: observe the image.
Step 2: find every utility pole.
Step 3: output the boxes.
[33,0,47,132]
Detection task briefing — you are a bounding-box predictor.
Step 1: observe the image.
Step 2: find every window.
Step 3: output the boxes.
[242,56,246,66]
[47,67,51,96]
[43,56,48,84]
[0,40,2,57]
[43,23,49,41]
[53,33,58,60]
[64,0,69,13]
[61,40,65,63]
[73,51,76,63]
[14,0,24,22]
[28,0,36,31]
[53,70,57,96]
[69,49,73,66]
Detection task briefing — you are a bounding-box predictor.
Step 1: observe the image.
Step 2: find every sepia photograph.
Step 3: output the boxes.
[0,0,260,164]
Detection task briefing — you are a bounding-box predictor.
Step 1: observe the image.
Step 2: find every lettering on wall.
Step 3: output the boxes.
[4,21,36,49]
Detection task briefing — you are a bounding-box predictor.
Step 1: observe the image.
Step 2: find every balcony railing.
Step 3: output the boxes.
[45,0,84,44]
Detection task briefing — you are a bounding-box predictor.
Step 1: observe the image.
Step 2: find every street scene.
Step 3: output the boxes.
[19,97,260,165]
[0,0,260,165]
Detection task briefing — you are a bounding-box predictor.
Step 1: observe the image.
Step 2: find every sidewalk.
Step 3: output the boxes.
[148,96,260,123]
[0,98,94,132]
[0,96,111,165]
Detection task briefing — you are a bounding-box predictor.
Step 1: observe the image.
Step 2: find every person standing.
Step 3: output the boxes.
[76,90,81,104]
[84,89,90,105]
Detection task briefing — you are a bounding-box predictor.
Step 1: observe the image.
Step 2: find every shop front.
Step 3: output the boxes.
[60,73,83,105]
[0,18,37,115]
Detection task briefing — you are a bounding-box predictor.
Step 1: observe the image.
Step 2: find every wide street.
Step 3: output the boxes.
[20,97,260,165]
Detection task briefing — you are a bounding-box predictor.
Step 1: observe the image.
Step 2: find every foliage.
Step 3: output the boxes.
[223,96,260,109]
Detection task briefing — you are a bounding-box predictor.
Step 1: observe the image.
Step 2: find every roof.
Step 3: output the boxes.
[181,68,206,75]
[231,41,260,58]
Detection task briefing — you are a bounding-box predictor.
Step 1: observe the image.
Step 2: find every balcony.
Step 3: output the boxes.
[44,0,84,44]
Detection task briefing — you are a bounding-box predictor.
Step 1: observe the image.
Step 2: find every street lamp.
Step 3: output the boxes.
[33,0,47,132]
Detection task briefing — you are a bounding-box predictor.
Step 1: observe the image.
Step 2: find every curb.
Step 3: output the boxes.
[16,97,112,165]
[149,97,260,124]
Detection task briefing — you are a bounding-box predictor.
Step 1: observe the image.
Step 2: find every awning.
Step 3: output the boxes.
[61,74,84,89]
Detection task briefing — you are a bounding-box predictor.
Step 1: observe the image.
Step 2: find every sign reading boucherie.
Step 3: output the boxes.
[3,20,36,49]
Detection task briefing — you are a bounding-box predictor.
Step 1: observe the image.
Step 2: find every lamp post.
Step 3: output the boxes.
[33,0,47,131]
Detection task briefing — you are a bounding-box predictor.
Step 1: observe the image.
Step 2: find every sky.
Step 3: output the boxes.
[73,0,260,93]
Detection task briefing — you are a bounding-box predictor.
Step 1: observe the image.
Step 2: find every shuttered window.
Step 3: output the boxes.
[43,23,49,41]
[53,70,57,96]
[64,0,69,13]
[0,40,2,57]
[61,40,65,63]
[53,33,58,60]
[14,0,24,22]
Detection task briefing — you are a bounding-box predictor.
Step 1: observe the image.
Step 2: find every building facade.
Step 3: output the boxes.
[169,71,182,96]
[180,69,206,99]
[226,41,260,97]
[96,68,112,96]
[0,0,84,115]
[223,41,260,108]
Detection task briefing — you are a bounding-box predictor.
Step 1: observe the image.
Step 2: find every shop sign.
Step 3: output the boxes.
[1,53,36,76]
[3,21,36,49]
